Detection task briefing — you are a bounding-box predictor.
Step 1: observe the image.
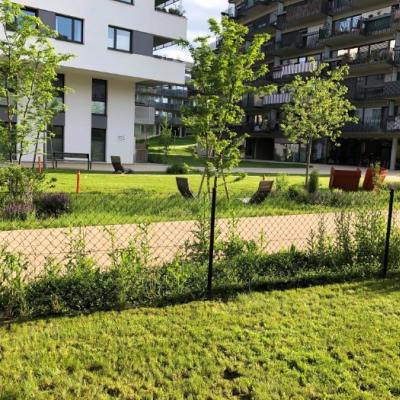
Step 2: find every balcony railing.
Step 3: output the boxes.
[263,92,292,105]
[327,0,352,15]
[348,86,385,101]
[276,31,321,52]
[247,13,277,35]
[321,11,400,42]
[331,48,400,69]
[387,116,400,131]
[235,0,277,19]
[384,81,400,98]
[272,61,318,80]
[277,0,328,29]
[343,119,385,133]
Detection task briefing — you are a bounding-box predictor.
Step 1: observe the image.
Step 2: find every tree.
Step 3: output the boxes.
[179,17,275,197]
[0,0,72,164]
[159,117,173,162]
[280,63,357,186]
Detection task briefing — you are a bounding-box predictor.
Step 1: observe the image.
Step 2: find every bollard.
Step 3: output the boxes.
[76,171,81,194]
[38,156,43,174]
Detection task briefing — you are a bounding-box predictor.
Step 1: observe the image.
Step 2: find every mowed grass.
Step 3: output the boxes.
[47,170,327,194]
[146,136,306,168]
[1,279,399,399]
[0,171,337,230]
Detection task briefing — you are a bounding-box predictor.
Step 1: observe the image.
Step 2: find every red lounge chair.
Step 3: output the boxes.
[329,167,361,192]
[363,167,388,191]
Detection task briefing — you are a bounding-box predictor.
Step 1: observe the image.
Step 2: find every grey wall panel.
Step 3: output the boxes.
[92,115,108,129]
[133,31,153,57]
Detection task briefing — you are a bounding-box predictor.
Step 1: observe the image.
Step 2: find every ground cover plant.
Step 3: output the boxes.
[0,278,399,399]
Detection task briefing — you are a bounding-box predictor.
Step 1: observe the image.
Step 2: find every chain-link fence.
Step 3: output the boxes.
[0,182,399,318]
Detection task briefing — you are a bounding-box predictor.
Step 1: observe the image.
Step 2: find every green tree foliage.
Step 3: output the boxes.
[159,117,173,162]
[280,63,357,185]
[179,17,275,195]
[0,0,73,164]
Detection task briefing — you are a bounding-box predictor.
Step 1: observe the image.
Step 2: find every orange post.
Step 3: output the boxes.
[38,156,43,174]
[76,171,81,194]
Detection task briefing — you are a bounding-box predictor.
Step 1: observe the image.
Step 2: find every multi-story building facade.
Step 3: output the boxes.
[1,0,187,163]
[135,63,192,140]
[228,0,400,169]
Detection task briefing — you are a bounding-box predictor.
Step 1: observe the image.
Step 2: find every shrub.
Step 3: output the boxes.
[166,163,191,175]
[148,153,164,164]
[308,169,319,194]
[275,174,289,193]
[0,165,51,203]
[35,192,71,218]
[0,246,28,318]
[2,201,33,221]
[286,186,309,203]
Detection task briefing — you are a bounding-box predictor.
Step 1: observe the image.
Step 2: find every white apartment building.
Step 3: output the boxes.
[5,0,187,163]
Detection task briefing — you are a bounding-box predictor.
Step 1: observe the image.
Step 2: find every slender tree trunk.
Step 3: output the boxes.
[305,140,313,187]
[32,130,41,169]
[222,173,230,201]
[198,169,206,197]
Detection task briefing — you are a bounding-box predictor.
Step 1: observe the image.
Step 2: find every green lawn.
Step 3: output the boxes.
[46,170,325,194]
[146,136,306,168]
[0,170,389,230]
[1,279,399,399]
[0,171,344,230]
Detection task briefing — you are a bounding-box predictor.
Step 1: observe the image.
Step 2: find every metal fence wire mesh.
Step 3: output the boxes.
[0,184,399,287]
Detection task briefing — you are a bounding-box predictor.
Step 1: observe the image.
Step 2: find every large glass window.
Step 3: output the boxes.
[91,128,106,162]
[108,26,132,52]
[92,79,107,115]
[46,126,64,157]
[56,15,83,43]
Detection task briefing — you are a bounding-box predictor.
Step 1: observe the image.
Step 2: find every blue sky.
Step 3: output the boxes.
[158,0,227,61]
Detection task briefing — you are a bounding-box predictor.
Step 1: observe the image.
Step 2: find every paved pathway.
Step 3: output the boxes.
[0,212,349,279]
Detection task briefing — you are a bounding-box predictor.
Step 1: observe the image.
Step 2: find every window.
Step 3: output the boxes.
[56,15,83,43]
[91,129,106,162]
[92,79,107,115]
[23,8,37,17]
[47,126,64,157]
[54,74,65,105]
[108,26,132,52]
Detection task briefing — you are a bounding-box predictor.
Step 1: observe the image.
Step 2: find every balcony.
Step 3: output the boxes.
[342,119,385,134]
[384,81,400,99]
[274,31,322,56]
[320,11,400,47]
[247,13,277,36]
[346,85,385,102]
[328,0,396,16]
[277,0,328,30]
[387,116,400,131]
[155,0,184,16]
[330,48,400,76]
[263,92,292,106]
[272,61,318,80]
[235,0,278,22]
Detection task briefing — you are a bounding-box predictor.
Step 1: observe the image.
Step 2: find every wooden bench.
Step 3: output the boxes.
[51,152,92,170]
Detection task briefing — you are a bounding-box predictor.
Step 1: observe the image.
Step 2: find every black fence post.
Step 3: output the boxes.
[208,177,217,296]
[383,189,395,278]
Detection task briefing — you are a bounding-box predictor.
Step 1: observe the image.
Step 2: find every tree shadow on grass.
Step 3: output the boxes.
[2,270,399,327]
